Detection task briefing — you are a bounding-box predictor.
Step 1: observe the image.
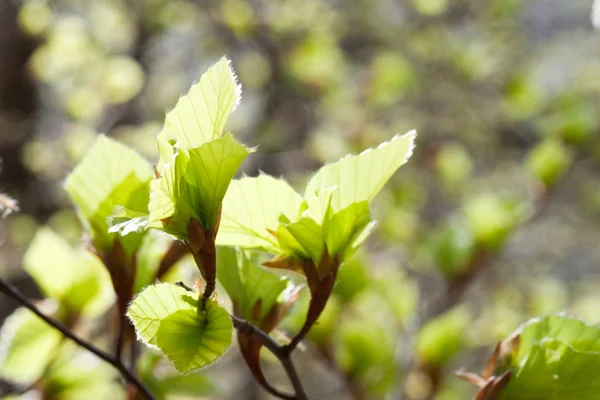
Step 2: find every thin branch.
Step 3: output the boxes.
[0,277,156,400]
[230,315,308,400]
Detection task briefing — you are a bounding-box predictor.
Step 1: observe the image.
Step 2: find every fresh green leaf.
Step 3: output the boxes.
[304,131,416,222]
[217,247,295,325]
[127,283,232,373]
[133,231,175,293]
[23,228,114,317]
[108,206,149,236]
[218,174,305,252]
[277,216,324,263]
[323,201,372,260]
[0,305,63,383]
[156,56,241,167]
[500,323,600,400]
[149,134,251,238]
[513,315,600,365]
[64,135,152,255]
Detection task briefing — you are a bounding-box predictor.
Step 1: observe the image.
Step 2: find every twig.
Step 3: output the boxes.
[230,315,308,400]
[0,277,156,400]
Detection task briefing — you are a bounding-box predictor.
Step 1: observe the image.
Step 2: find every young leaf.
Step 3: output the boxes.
[218,174,305,252]
[467,315,600,400]
[23,228,114,317]
[156,56,241,167]
[0,305,63,383]
[149,134,251,238]
[304,131,416,222]
[64,134,152,255]
[127,283,232,373]
[216,247,296,327]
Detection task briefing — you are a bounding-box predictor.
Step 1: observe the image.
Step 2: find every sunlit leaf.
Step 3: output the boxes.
[156,57,241,167]
[0,305,63,383]
[304,131,416,222]
[217,247,295,325]
[23,228,114,317]
[323,201,372,260]
[149,134,250,238]
[64,135,152,255]
[108,206,149,236]
[127,283,232,373]
[218,174,305,252]
[498,315,600,399]
[277,216,324,263]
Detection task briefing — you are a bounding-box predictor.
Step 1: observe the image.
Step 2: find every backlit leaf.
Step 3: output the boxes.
[218,174,305,252]
[127,283,232,373]
[149,134,250,238]
[64,135,152,255]
[156,57,241,167]
[304,131,416,222]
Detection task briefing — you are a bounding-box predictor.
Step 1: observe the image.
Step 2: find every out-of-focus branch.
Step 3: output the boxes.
[0,277,156,400]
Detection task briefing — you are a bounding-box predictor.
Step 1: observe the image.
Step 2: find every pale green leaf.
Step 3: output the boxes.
[277,217,324,264]
[149,134,250,238]
[217,247,293,324]
[500,342,600,400]
[217,174,305,252]
[491,315,600,399]
[133,232,175,293]
[304,131,416,222]
[23,228,114,317]
[108,206,149,236]
[323,201,372,260]
[127,283,232,373]
[156,57,241,166]
[0,305,63,383]
[514,314,600,362]
[64,135,152,254]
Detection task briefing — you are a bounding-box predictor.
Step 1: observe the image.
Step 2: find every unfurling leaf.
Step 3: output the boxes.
[127,283,232,373]
[23,228,114,317]
[156,57,241,168]
[65,134,152,256]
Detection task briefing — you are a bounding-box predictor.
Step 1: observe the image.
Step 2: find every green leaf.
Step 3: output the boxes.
[156,56,241,167]
[304,131,416,222]
[323,201,372,260]
[217,247,295,325]
[108,206,149,236]
[0,305,63,383]
[127,283,232,373]
[64,135,152,255]
[23,228,114,317]
[149,134,251,238]
[218,174,305,252]
[468,315,600,400]
[514,315,600,362]
[133,232,175,294]
[277,216,324,263]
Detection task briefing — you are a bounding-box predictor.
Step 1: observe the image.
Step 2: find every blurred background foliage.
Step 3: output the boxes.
[0,0,599,399]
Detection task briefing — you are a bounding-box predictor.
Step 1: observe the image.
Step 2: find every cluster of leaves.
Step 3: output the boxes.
[4,1,600,398]
[0,57,416,399]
